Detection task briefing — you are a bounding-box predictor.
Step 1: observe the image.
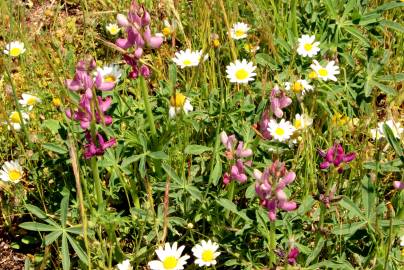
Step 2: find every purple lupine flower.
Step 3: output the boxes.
[66,95,113,130]
[318,143,356,173]
[254,160,297,221]
[115,1,163,79]
[84,131,116,159]
[270,85,292,118]
[287,247,299,265]
[230,159,248,183]
[258,109,272,139]
[235,142,253,158]
[393,181,404,190]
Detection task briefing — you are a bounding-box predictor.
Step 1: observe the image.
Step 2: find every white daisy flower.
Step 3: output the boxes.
[400,235,404,247]
[106,23,120,35]
[148,242,190,270]
[226,59,257,84]
[7,111,29,131]
[97,65,122,84]
[230,22,250,40]
[370,120,403,140]
[285,79,314,95]
[293,114,313,130]
[297,35,320,57]
[192,240,220,267]
[267,119,296,142]
[169,93,193,118]
[18,93,42,110]
[4,41,26,57]
[310,60,340,82]
[196,50,209,62]
[0,160,24,183]
[172,49,201,69]
[116,259,132,270]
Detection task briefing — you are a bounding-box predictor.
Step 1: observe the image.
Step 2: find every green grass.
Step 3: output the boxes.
[0,0,403,269]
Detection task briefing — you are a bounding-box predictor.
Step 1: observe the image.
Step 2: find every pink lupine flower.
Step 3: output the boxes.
[287,247,299,265]
[236,142,253,158]
[220,131,237,151]
[318,143,356,173]
[393,181,404,190]
[84,131,116,159]
[66,95,112,130]
[230,160,248,183]
[270,85,292,118]
[254,160,297,221]
[258,109,272,139]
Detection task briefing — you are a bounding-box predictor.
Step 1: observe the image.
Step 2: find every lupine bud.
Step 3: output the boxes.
[141,10,151,26]
[117,14,130,27]
[140,65,150,78]
[134,47,143,58]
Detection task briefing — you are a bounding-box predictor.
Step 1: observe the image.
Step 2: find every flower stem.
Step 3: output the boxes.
[139,76,157,138]
[269,221,276,267]
[91,157,103,210]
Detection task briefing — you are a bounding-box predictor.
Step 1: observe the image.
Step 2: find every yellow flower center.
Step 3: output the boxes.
[162,256,178,269]
[292,82,302,93]
[162,27,171,36]
[10,47,22,57]
[201,250,214,262]
[109,26,119,35]
[318,68,328,77]
[9,169,22,182]
[213,39,220,48]
[294,119,302,129]
[244,44,251,51]
[275,127,285,136]
[27,97,37,106]
[235,29,245,37]
[235,69,249,80]
[304,43,313,51]
[103,75,116,83]
[170,93,186,107]
[10,112,21,123]
[308,71,317,79]
[182,59,192,66]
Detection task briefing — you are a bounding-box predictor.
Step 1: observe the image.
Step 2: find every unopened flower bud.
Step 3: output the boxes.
[140,65,151,78]
[117,14,130,27]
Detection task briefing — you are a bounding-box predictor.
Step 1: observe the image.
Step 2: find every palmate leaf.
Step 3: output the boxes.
[66,234,88,266]
[61,233,70,270]
[44,231,63,245]
[19,222,60,232]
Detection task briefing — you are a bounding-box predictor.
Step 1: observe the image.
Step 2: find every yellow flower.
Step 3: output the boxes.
[332,113,349,126]
[213,39,220,48]
[53,98,62,107]
[308,71,317,79]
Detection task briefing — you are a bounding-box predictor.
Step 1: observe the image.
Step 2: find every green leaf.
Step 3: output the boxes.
[60,190,70,228]
[44,231,62,245]
[209,158,222,186]
[43,143,68,155]
[363,159,403,172]
[344,26,370,47]
[375,2,404,12]
[377,73,404,82]
[19,222,60,232]
[184,145,212,155]
[372,81,397,96]
[332,221,367,235]
[66,234,88,265]
[61,233,70,270]
[305,237,325,266]
[297,196,315,216]
[41,119,60,135]
[217,198,252,223]
[339,197,366,220]
[25,204,47,219]
[184,185,202,201]
[380,19,404,33]
[121,154,142,168]
[65,225,84,235]
[383,123,404,158]
[148,151,169,160]
[361,176,376,219]
[162,163,182,185]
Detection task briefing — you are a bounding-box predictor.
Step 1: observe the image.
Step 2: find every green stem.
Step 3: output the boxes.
[91,157,103,210]
[269,221,276,267]
[139,76,157,138]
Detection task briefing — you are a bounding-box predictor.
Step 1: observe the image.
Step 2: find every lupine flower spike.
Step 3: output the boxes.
[254,160,297,221]
[318,143,356,173]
